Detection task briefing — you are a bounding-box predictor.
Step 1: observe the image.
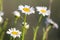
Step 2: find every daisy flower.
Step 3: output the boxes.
[6,28,22,38]
[36,6,50,16]
[18,5,35,15]
[45,18,58,29]
[22,22,29,29]
[13,11,20,17]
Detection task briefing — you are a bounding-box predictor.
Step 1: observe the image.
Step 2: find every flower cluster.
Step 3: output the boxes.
[17,5,50,16]
[0,5,58,39]
[6,5,58,39]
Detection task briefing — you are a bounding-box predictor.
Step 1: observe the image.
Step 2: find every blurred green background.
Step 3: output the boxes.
[3,0,60,40]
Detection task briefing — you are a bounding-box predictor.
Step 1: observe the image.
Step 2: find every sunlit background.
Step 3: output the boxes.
[3,0,60,40]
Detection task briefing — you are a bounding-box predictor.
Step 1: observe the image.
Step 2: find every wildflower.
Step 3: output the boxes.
[6,28,22,38]
[18,5,35,15]
[36,6,50,16]
[13,11,20,17]
[22,22,29,29]
[45,18,58,29]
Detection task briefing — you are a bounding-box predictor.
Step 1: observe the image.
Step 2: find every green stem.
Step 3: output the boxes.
[14,17,19,26]
[0,27,2,33]
[33,26,39,40]
[42,25,52,40]
[37,15,43,26]
[22,14,27,40]
[10,37,12,40]
[3,18,8,30]
[22,29,25,40]
[0,32,5,40]
[33,15,43,40]
[0,0,3,11]
[24,14,27,24]
[13,38,15,40]
[0,19,8,40]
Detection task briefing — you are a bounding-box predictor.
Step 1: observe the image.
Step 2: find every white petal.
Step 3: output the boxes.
[25,24,29,29]
[0,11,4,16]
[25,5,30,8]
[38,6,47,10]
[19,32,22,34]
[46,10,51,16]
[36,7,41,11]
[18,5,24,10]
[13,28,16,31]
[13,11,20,17]
[11,34,16,38]
[45,18,58,29]
[0,16,3,23]
[22,22,27,25]
[42,13,46,16]
[6,31,11,34]
[36,6,47,11]
[53,23,58,29]
[30,7,35,13]
[46,18,54,24]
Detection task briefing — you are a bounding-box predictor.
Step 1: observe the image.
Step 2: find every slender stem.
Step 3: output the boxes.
[0,19,8,40]
[33,26,39,40]
[3,18,8,30]
[24,14,27,24]
[22,29,25,40]
[42,25,52,40]
[33,15,43,40]
[37,15,43,26]
[14,17,19,26]
[0,32,5,40]
[0,27,2,33]
[13,38,15,40]
[22,14,27,40]
[44,0,53,40]
[10,37,12,40]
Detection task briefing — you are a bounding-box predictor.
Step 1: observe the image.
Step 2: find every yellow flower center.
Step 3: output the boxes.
[40,9,46,13]
[12,31,18,35]
[23,8,30,12]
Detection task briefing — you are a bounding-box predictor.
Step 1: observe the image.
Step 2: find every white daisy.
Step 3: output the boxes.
[13,11,20,17]
[0,16,3,23]
[6,28,22,38]
[22,22,29,29]
[45,18,58,29]
[18,5,35,15]
[36,6,50,16]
